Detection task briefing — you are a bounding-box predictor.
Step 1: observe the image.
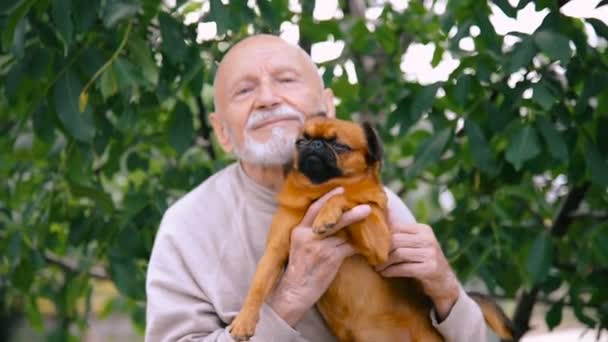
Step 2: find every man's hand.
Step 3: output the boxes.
[374,191,461,322]
[267,187,371,326]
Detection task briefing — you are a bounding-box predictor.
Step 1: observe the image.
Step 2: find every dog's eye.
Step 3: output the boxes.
[332,142,352,153]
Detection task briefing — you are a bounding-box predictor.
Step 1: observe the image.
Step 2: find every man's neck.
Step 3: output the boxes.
[240,161,287,192]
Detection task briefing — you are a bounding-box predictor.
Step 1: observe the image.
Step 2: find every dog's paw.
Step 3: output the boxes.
[364,249,389,266]
[312,211,340,235]
[229,312,258,341]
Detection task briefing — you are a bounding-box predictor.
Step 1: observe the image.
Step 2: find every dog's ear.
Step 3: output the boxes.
[362,122,383,166]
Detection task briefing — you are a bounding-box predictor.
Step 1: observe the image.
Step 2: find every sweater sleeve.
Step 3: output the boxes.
[430,287,488,342]
[145,214,303,342]
[385,188,489,342]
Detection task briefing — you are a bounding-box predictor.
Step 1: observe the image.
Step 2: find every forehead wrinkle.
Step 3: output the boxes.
[213,35,323,112]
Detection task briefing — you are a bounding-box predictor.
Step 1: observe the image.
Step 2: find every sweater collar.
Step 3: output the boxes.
[235,162,279,213]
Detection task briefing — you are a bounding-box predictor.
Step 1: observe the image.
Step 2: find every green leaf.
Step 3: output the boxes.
[13,258,34,291]
[545,300,563,330]
[209,0,230,35]
[465,120,499,176]
[410,83,441,119]
[69,183,115,213]
[32,104,55,143]
[532,82,556,110]
[506,37,537,73]
[453,74,472,107]
[505,125,541,170]
[534,31,571,65]
[570,287,596,327]
[129,37,159,86]
[73,0,99,33]
[536,116,568,163]
[431,45,444,68]
[375,25,396,54]
[526,232,553,285]
[1,0,35,50]
[517,0,534,9]
[405,128,452,179]
[493,0,517,18]
[158,12,188,65]
[25,297,44,332]
[53,70,95,142]
[103,0,140,28]
[592,229,608,265]
[99,67,119,100]
[258,1,280,30]
[52,0,73,47]
[583,138,608,187]
[113,57,139,90]
[299,16,342,42]
[11,16,25,59]
[587,18,608,40]
[168,101,194,154]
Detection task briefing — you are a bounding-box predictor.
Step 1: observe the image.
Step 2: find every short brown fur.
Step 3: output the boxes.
[230,117,513,341]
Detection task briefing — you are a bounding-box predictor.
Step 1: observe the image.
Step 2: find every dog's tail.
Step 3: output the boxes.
[468,291,516,341]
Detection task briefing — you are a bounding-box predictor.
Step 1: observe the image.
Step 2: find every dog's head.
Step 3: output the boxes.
[294,116,383,184]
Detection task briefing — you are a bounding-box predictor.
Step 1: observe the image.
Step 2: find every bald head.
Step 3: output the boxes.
[208,34,337,167]
[213,34,323,111]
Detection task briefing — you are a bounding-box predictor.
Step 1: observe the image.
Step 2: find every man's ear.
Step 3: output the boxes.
[322,88,336,119]
[209,112,234,153]
[362,122,383,166]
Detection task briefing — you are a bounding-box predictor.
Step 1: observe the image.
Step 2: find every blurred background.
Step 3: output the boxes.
[1,0,607,341]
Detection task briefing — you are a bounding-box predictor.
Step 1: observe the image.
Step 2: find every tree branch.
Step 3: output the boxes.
[510,182,590,341]
[45,253,110,280]
[195,95,216,160]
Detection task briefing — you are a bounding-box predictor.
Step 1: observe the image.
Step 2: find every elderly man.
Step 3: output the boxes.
[145,34,487,341]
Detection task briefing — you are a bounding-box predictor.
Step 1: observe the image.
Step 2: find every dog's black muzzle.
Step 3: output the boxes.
[297,139,342,184]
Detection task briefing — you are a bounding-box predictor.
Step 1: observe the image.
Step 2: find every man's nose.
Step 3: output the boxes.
[253,82,281,110]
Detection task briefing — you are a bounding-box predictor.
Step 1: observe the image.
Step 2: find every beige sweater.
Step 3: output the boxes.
[145,163,488,342]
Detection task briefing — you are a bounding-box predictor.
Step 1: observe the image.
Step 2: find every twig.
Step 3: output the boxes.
[195,95,216,160]
[44,253,110,280]
[79,20,134,112]
[510,182,590,340]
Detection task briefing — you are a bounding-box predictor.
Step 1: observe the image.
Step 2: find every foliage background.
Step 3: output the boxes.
[1,0,607,340]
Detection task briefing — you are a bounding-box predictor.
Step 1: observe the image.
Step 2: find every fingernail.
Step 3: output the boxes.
[335,187,344,193]
[359,204,371,214]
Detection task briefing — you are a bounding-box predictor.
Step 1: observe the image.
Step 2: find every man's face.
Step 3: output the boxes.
[211,36,333,165]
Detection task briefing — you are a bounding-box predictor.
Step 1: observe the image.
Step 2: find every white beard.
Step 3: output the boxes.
[233,125,298,165]
[226,104,304,166]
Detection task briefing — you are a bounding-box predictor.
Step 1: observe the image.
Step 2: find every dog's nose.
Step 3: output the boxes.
[311,140,324,150]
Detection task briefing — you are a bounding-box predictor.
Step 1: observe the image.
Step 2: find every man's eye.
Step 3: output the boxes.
[279,77,295,83]
[236,87,252,95]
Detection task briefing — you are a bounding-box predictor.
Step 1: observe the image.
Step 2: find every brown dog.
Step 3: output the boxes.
[230,116,514,341]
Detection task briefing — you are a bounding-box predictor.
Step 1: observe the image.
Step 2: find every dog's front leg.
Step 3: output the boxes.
[311,195,348,235]
[230,210,298,341]
[348,205,391,266]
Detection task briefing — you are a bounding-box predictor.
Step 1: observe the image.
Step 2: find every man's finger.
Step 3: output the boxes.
[324,204,371,234]
[374,247,425,271]
[379,262,426,278]
[390,233,429,250]
[392,223,431,234]
[322,236,349,247]
[335,243,357,259]
[301,187,344,226]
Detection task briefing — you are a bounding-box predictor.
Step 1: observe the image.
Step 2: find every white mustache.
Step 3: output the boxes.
[245,105,305,130]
